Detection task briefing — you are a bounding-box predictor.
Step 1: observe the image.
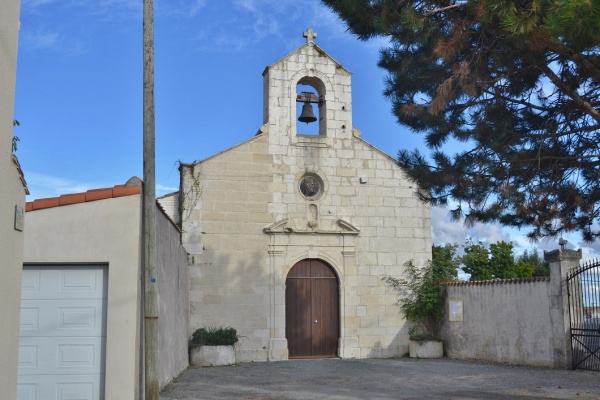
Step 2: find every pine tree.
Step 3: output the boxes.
[322,0,600,241]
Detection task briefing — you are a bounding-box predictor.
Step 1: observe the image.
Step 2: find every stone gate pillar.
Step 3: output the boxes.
[544,248,582,369]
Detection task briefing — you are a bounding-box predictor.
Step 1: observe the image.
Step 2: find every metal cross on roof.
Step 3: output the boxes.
[303,28,317,44]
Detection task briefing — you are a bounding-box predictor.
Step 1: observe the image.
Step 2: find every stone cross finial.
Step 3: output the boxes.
[303,28,317,43]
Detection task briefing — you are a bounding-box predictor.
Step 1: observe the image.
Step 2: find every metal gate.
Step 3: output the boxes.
[567,259,600,371]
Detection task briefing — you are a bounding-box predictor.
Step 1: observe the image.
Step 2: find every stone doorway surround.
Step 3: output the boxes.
[264,218,360,360]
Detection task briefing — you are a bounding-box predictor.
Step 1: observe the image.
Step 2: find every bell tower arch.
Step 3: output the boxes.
[261,28,353,146]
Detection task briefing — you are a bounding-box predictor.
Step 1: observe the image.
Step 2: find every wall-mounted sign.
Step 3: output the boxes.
[449,298,463,322]
[14,205,24,231]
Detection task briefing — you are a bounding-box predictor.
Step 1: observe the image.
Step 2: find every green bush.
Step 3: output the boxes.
[408,331,442,342]
[383,245,459,340]
[189,326,239,348]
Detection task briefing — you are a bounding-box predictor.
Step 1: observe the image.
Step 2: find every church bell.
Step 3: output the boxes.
[298,101,317,124]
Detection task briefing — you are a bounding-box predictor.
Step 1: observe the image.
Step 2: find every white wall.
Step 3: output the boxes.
[0,1,25,399]
[24,195,143,400]
[440,249,577,369]
[442,278,557,366]
[156,209,189,388]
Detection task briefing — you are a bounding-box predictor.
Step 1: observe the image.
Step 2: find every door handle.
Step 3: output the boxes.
[315,320,318,323]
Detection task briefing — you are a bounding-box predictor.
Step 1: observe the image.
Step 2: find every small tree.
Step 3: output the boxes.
[383,244,458,340]
[460,239,542,280]
[516,249,549,277]
[461,239,492,280]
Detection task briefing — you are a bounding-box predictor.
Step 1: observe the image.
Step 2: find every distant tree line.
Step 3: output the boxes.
[433,241,549,281]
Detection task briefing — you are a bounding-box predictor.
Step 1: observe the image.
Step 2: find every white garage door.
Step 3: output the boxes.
[18,266,107,400]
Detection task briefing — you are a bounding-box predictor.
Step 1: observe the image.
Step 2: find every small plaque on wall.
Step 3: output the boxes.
[14,205,24,231]
[449,298,463,322]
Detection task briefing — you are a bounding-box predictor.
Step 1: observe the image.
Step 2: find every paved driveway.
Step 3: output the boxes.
[160,358,600,399]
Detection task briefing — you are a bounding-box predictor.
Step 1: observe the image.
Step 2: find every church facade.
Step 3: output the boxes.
[164,29,432,361]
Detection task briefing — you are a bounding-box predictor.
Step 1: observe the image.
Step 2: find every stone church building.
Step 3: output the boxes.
[160,29,431,362]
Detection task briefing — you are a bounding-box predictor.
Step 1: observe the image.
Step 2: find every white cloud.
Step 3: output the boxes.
[156,184,178,195]
[431,206,510,246]
[25,172,98,200]
[187,0,359,53]
[187,0,208,17]
[21,0,139,16]
[22,0,58,8]
[160,0,208,18]
[20,29,62,50]
[20,28,85,55]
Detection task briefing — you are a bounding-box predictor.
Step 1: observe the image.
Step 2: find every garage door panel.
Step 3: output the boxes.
[16,383,36,400]
[21,268,106,300]
[19,337,104,375]
[20,299,105,337]
[18,266,107,400]
[20,307,40,331]
[17,375,103,400]
[21,269,42,294]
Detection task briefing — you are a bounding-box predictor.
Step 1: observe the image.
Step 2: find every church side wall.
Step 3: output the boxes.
[181,135,274,362]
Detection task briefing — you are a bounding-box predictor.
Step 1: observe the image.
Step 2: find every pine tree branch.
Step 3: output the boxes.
[483,90,557,113]
[537,64,600,124]
[546,42,600,83]
[425,2,469,16]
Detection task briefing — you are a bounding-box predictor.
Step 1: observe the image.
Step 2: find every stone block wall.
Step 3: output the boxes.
[179,35,432,362]
[180,135,274,361]
[266,136,431,359]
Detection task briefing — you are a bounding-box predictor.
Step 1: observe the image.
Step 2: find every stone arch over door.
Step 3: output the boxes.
[286,259,339,358]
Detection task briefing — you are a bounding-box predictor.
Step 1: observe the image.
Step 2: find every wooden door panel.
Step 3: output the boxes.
[286,259,339,358]
[286,278,311,357]
[311,278,339,357]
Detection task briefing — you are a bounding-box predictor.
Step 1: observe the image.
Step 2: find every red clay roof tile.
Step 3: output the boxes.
[444,276,550,286]
[26,179,142,212]
[113,185,141,197]
[59,192,86,206]
[85,188,114,202]
[32,197,60,210]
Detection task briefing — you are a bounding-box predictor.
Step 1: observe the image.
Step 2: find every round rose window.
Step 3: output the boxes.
[299,174,324,200]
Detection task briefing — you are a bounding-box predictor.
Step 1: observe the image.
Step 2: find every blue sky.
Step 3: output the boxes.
[13,0,597,257]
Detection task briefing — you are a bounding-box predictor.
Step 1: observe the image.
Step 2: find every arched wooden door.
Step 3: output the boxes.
[286,259,339,358]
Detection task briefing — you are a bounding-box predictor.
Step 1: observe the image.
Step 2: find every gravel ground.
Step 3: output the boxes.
[160,358,600,400]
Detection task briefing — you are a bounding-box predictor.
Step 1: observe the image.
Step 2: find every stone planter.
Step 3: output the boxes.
[409,340,443,359]
[190,345,236,367]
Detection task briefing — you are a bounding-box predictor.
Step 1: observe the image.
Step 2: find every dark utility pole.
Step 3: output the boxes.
[143,0,159,398]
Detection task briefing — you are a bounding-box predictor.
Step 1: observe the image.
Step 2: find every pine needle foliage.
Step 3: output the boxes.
[322,0,600,241]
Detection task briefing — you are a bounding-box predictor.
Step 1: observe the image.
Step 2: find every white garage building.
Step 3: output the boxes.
[20,179,189,400]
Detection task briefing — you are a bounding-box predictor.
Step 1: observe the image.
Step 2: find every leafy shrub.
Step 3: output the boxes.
[189,326,239,348]
[383,245,458,340]
[408,331,442,342]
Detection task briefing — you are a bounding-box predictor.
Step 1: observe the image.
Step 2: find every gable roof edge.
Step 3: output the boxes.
[352,135,400,166]
[262,43,351,77]
[180,131,267,168]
